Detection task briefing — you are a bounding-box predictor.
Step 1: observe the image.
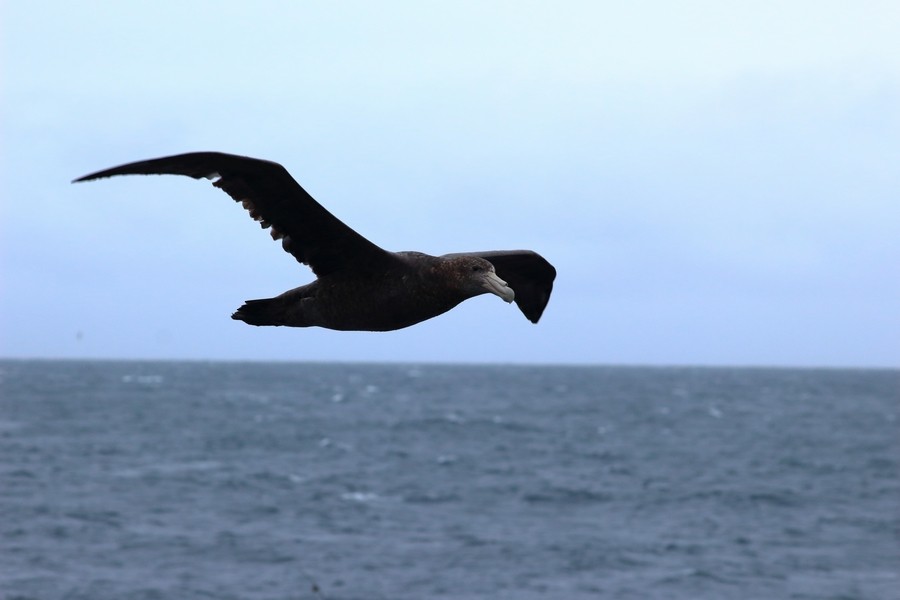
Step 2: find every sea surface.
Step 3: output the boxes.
[1,361,897,600]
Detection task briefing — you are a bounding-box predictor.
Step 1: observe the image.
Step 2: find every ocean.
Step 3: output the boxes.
[0,360,897,600]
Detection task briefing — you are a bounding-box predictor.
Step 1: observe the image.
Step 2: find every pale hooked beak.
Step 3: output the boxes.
[482,271,515,303]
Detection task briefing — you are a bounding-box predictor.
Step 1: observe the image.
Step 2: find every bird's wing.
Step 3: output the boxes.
[445,250,556,323]
[74,152,399,277]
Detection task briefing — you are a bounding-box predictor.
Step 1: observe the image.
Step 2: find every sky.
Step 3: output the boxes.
[1,1,898,367]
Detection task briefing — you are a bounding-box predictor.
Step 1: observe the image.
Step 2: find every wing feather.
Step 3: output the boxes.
[74,152,397,277]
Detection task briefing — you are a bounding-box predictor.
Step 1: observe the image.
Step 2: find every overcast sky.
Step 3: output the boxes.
[2,1,898,367]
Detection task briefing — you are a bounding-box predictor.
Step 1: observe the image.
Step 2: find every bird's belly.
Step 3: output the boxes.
[312,279,461,332]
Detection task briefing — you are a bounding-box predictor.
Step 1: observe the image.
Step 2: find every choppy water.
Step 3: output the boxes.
[1,361,898,600]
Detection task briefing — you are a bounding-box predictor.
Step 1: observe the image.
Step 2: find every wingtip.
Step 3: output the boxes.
[72,171,107,184]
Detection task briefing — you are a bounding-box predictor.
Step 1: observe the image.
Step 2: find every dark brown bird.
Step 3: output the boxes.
[73,152,556,331]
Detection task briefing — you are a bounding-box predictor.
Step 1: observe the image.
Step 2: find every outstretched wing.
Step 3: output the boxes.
[73,152,398,277]
[446,250,556,323]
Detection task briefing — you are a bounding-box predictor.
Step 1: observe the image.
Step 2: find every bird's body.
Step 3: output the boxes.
[74,152,556,332]
[237,251,504,331]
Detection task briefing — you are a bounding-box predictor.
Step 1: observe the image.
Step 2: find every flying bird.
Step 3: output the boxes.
[74,152,556,332]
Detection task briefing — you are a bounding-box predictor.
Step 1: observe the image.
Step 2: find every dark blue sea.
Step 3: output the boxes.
[1,361,897,600]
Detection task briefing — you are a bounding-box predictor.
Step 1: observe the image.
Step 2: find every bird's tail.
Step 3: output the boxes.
[232,298,286,326]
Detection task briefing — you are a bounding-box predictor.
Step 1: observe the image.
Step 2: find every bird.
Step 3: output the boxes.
[73,152,556,332]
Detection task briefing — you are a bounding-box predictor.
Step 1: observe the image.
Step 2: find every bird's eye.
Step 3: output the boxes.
[472,265,481,272]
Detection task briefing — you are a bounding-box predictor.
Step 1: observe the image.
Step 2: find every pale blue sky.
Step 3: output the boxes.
[2,1,898,366]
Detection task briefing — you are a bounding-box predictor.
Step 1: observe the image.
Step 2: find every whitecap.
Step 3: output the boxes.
[436,454,458,465]
[121,374,164,385]
[116,460,221,478]
[443,412,465,424]
[340,491,379,503]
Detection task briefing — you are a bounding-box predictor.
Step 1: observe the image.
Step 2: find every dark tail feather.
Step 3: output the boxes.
[232,298,284,326]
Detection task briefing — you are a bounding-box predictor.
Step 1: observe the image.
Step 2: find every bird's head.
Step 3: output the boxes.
[443,255,515,303]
